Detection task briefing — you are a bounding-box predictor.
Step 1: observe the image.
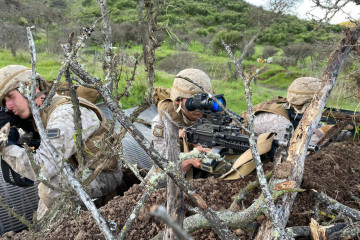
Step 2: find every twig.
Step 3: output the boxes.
[64,32,86,171]
[151,205,194,240]
[117,171,165,240]
[222,40,286,239]
[41,17,102,110]
[230,171,273,210]
[96,0,113,86]
[0,196,34,230]
[69,60,240,240]
[312,189,360,221]
[26,26,114,240]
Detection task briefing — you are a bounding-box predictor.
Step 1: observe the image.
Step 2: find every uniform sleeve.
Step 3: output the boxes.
[151,114,166,157]
[1,104,100,181]
[253,112,293,141]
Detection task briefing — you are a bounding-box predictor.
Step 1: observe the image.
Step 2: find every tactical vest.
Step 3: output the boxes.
[241,96,290,126]
[40,96,118,171]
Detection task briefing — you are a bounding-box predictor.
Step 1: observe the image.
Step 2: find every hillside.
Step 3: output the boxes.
[0,0,358,112]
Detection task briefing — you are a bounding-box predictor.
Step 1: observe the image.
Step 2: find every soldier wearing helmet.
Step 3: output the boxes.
[0,65,123,219]
[151,69,213,174]
[242,77,325,143]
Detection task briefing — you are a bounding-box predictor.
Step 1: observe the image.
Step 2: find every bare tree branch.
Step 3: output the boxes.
[151,205,194,240]
[222,40,287,239]
[258,22,360,240]
[26,26,115,240]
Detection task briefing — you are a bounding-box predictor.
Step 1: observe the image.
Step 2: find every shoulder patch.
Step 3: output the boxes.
[46,128,60,139]
[153,125,164,137]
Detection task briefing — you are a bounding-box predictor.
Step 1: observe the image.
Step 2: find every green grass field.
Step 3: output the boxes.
[1,45,358,114]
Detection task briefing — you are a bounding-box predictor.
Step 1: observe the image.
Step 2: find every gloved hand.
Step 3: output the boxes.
[0,110,17,129]
[6,127,20,147]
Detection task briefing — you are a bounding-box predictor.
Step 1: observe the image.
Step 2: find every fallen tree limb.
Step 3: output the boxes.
[312,189,360,221]
[328,221,360,240]
[229,171,272,211]
[286,222,347,238]
[184,188,304,233]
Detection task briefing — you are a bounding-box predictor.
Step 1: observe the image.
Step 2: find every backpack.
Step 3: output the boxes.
[153,86,171,107]
[48,81,99,104]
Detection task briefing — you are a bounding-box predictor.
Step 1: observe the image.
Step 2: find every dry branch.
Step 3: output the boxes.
[26,26,115,240]
[230,171,272,211]
[286,222,347,238]
[222,40,286,239]
[313,189,360,221]
[117,171,165,240]
[69,60,240,240]
[163,112,184,240]
[64,33,86,171]
[96,0,114,92]
[151,205,194,240]
[257,22,360,240]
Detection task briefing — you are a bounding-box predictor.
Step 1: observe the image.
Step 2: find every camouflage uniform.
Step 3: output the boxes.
[253,112,293,140]
[0,65,122,219]
[248,77,323,144]
[149,69,213,177]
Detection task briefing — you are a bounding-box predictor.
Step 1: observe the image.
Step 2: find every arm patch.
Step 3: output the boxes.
[153,125,164,137]
[46,128,60,139]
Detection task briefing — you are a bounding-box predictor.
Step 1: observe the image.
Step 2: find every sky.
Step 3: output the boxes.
[245,0,360,24]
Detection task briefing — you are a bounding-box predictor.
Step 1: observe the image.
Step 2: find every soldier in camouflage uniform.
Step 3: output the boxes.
[243,77,325,144]
[151,68,212,174]
[0,65,123,219]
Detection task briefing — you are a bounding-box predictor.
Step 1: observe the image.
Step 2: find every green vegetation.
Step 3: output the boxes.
[0,0,358,113]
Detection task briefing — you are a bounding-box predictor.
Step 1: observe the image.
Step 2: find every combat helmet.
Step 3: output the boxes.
[170,68,212,102]
[0,65,46,106]
[286,77,320,114]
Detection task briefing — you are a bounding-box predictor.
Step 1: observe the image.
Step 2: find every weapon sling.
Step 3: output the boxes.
[1,158,33,187]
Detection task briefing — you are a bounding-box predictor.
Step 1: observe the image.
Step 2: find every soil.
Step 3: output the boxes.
[2,140,360,240]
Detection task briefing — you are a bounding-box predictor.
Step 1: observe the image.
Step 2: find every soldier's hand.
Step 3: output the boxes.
[182,158,202,172]
[195,145,211,153]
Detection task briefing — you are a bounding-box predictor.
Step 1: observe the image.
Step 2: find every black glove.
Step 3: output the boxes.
[0,110,16,129]
[6,127,20,147]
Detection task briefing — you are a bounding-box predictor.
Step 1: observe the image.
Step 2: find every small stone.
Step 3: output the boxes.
[74,230,87,240]
[234,228,245,236]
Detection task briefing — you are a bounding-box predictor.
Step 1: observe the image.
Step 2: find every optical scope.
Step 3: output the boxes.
[185,93,226,112]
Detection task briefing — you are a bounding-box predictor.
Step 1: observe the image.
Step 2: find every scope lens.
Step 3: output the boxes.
[211,97,226,112]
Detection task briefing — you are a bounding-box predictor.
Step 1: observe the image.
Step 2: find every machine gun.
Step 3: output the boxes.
[183,92,319,174]
[186,111,318,174]
[288,107,360,130]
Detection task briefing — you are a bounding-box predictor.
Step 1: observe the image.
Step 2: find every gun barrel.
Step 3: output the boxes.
[308,144,319,152]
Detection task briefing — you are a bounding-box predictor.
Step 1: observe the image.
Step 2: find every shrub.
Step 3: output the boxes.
[156,52,207,75]
[262,45,279,59]
[210,30,243,54]
[112,22,139,46]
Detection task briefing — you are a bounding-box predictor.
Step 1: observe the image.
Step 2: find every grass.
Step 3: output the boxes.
[0,46,358,114]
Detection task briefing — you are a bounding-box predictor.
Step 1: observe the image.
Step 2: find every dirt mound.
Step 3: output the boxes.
[2,141,360,240]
